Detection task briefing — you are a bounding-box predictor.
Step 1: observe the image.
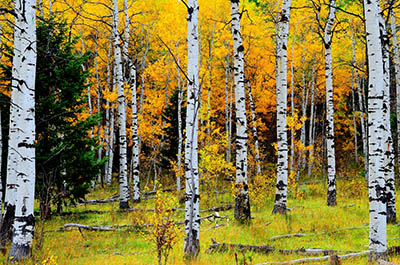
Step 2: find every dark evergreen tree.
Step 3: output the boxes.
[161,87,186,170]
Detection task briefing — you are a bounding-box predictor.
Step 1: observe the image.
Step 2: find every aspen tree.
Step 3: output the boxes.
[380,13,396,223]
[323,0,337,206]
[113,0,130,209]
[184,0,200,257]
[273,0,291,214]
[364,0,388,260]
[247,80,261,175]
[392,11,400,171]
[123,0,140,202]
[7,0,37,259]
[231,0,251,221]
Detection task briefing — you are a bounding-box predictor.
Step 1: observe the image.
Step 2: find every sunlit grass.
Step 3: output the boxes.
[2,177,400,264]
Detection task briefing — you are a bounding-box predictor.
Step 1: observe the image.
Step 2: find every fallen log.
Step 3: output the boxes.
[378,260,400,265]
[62,214,227,231]
[80,198,118,204]
[269,225,368,241]
[256,250,370,265]
[207,239,354,256]
[206,238,274,254]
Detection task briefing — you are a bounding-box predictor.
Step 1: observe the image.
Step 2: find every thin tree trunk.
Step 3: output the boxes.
[176,42,183,192]
[231,0,251,221]
[391,11,400,180]
[207,23,216,137]
[307,57,316,177]
[184,0,200,258]
[138,32,150,153]
[364,0,388,260]
[7,0,37,259]
[323,0,337,206]
[113,0,130,209]
[247,80,261,175]
[224,54,230,164]
[351,64,358,164]
[289,28,296,174]
[95,35,102,185]
[273,0,291,214]
[105,33,113,186]
[380,13,396,224]
[123,0,140,202]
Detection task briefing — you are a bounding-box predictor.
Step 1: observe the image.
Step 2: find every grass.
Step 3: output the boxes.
[2,177,400,265]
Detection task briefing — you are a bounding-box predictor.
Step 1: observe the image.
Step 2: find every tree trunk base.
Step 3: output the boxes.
[272,204,287,214]
[387,209,396,224]
[119,201,130,210]
[0,204,15,247]
[327,190,337,206]
[234,194,251,222]
[8,242,31,262]
[184,238,200,259]
[369,251,388,262]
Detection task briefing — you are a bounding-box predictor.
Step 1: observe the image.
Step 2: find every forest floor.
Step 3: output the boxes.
[2,177,400,265]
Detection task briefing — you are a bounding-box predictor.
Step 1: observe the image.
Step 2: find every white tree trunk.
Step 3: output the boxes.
[289,30,296,174]
[184,0,200,257]
[113,0,130,209]
[351,65,358,164]
[176,42,183,192]
[231,0,251,221]
[273,0,291,214]
[307,58,316,177]
[95,37,102,185]
[7,0,37,259]
[323,0,337,206]
[247,80,261,175]
[364,0,388,260]
[123,0,140,202]
[130,64,140,202]
[105,34,113,186]
[381,14,396,223]
[392,11,400,178]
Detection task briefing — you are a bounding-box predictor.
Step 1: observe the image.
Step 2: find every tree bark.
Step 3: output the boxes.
[323,0,337,206]
[113,0,130,209]
[184,0,200,258]
[273,0,291,214]
[381,12,396,224]
[364,0,388,260]
[7,0,37,260]
[176,42,183,192]
[231,0,251,221]
[247,80,262,175]
[393,11,400,176]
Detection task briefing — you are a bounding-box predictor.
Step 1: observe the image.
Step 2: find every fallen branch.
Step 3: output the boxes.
[62,214,227,231]
[80,198,118,204]
[207,238,274,254]
[269,225,368,241]
[378,260,399,265]
[207,239,355,256]
[256,250,370,265]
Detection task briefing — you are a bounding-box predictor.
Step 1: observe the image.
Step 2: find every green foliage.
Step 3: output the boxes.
[160,87,186,170]
[34,18,104,218]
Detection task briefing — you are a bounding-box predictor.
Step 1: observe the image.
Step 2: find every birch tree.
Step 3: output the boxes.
[184,0,200,257]
[380,13,396,223]
[364,0,388,260]
[391,10,400,175]
[113,0,130,209]
[273,0,291,214]
[323,0,337,206]
[231,0,251,221]
[6,0,37,259]
[122,0,140,202]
